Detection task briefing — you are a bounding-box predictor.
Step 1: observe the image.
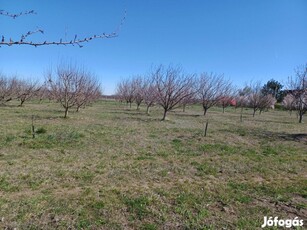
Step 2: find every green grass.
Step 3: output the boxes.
[0,100,306,229]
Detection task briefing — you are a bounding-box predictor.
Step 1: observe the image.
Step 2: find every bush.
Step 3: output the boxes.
[274,103,284,110]
[36,127,47,134]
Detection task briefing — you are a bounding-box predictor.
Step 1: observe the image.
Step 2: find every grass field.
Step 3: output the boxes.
[0,100,306,229]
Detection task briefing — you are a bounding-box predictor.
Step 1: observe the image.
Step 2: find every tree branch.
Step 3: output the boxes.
[0,9,126,48]
[0,10,36,19]
[1,32,118,47]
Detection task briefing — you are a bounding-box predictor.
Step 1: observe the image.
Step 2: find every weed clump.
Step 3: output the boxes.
[36,127,47,134]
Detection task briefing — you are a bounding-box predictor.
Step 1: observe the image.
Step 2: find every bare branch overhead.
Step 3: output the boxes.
[0,8,126,47]
[0,9,36,19]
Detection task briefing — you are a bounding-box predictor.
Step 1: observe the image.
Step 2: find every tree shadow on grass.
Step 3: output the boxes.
[111,115,161,123]
[0,104,19,108]
[252,130,307,144]
[173,113,202,118]
[252,118,298,125]
[223,127,307,144]
[17,113,71,120]
[278,133,307,143]
[107,110,145,116]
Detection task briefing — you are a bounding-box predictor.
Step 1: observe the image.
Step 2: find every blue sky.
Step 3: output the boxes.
[1,0,306,94]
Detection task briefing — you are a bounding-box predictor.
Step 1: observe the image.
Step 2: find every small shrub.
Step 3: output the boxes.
[5,135,15,143]
[262,146,278,155]
[274,103,284,110]
[36,127,47,134]
[236,128,247,136]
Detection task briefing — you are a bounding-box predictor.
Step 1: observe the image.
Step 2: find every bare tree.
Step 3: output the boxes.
[0,9,125,47]
[282,94,295,115]
[153,65,196,121]
[35,85,52,103]
[235,95,247,110]
[258,94,276,115]
[0,74,19,104]
[180,87,196,112]
[286,64,307,123]
[235,87,252,122]
[47,63,100,118]
[197,72,232,116]
[115,78,135,108]
[75,75,102,112]
[245,82,276,117]
[16,80,41,106]
[235,87,250,109]
[142,75,157,115]
[219,97,236,113]
[217,87,236,113]
[248,95,261,117]
[131,76,145,110]
[244,82,262,117]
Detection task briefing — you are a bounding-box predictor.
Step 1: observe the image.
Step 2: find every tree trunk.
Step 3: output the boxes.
[253,108,256,117]
[240,107,243,122]
[64,107,69,118]
[161,109,167,121]
[183,104,186,112]
[136,103,140,110]
[20,99,25,107]
[203,107,208,116]
[146,106,150,115]
[299,112,303,123]
[204,121,209,136]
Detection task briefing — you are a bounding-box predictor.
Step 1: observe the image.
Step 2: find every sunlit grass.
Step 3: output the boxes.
[0,100,306,229]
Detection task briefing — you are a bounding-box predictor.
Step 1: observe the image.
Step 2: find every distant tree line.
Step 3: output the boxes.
[116,64,307,123]
[1,63,305,122]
